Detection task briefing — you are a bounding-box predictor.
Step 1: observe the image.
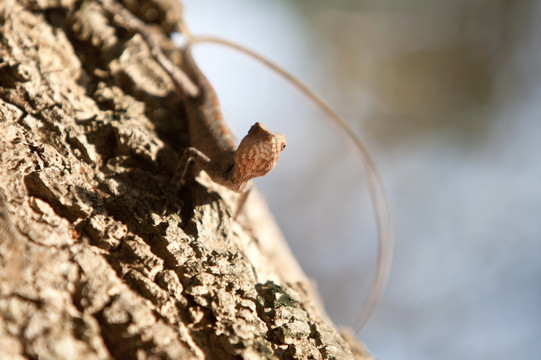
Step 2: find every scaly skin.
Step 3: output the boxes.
[180,44,236,168]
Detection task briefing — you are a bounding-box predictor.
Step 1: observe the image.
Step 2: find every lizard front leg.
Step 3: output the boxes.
[172,146,250,217]
[172,147,232,191]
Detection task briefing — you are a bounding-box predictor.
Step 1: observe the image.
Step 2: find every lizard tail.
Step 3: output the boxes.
[186,35,393,332]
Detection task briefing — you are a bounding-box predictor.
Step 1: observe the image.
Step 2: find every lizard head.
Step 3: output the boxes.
[231,122,286,189]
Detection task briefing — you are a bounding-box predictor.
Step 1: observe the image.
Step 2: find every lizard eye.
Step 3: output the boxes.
[281,144,286,151]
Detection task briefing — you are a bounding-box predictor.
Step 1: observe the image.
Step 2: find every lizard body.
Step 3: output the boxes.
[179,44,236,164]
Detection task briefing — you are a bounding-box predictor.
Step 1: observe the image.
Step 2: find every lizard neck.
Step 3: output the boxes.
[182,45,236,166]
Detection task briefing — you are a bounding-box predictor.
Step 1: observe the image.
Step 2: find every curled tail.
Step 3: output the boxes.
[186,35,393,331]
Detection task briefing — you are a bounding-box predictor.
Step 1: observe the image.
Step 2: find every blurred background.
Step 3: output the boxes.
[180,1,541,359]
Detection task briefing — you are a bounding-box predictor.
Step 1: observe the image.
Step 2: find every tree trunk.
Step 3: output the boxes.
[0,1,372,359]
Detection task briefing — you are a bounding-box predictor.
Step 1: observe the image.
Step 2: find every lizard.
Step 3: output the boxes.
[97,0,391,332]
[182,35,393,331]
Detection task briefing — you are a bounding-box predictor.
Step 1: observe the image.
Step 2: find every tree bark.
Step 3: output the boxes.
[0,1,372,359]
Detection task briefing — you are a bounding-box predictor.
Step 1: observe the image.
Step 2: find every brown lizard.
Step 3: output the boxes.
[183,35,393,332]
[97,0,286,213]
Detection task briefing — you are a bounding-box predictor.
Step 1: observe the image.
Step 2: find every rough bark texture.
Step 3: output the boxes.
[0,1,372,359]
